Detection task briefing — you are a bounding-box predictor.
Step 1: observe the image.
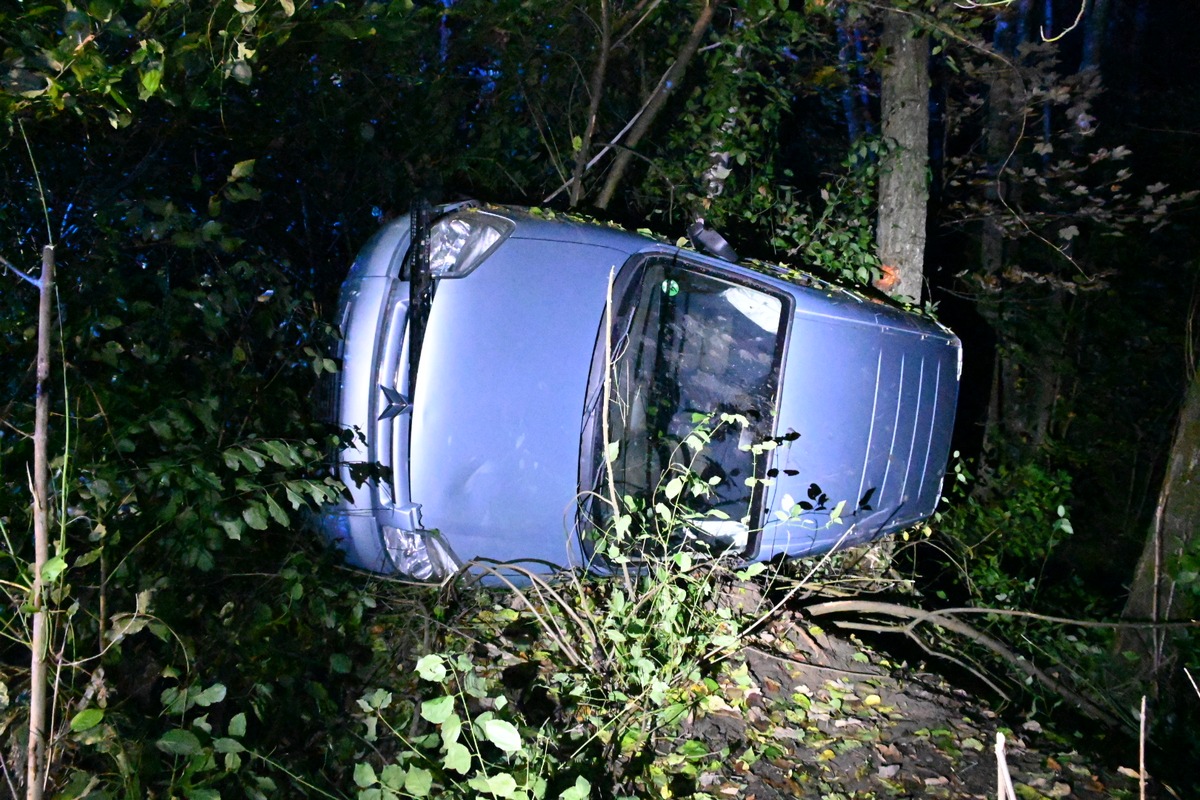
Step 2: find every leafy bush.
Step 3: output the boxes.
[927,454,1078,611]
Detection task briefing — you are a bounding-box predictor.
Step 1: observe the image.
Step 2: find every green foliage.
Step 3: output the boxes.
[645,8,883,285]
[355,654,566,800]
[930,454,1078,610]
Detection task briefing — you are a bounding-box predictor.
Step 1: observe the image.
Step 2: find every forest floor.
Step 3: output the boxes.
[463,582,1169,800]
[417,574,1174,800]
[659,609,1152,800]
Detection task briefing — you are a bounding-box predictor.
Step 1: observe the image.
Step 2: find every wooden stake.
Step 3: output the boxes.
[27,244,54,800]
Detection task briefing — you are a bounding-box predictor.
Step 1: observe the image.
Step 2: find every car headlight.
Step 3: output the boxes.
[428,211,514,278]
[381,526,460,580]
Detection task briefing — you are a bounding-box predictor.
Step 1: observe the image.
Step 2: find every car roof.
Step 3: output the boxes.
[470,202,954,343]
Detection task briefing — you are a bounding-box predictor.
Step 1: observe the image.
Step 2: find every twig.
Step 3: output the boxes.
[1185,667,1200,700]
[460,562,589,669]
[0,254,40,288]
[541,57,665,204]
[995,731,1017,800]
[831,619,1011,701]
[1139,695,1147,800]
[27,245,55,800]
[567,0,611,207]
[882,604,1200,631]
[595,0,716,209]
[18,119,54,246]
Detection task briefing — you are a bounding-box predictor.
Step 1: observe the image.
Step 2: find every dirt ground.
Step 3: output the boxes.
[658,612,1157,800]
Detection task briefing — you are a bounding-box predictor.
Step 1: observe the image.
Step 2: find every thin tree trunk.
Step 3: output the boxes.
[1119,362,1200,693]
[27,244,55,800]
[1080,0,1110,72]
[875,9,929,304]
[976,5,1025,457]
[595,0,715,210]
[569,0,611,207]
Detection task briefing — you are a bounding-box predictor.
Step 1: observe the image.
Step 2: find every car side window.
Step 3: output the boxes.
[585,256,788,556]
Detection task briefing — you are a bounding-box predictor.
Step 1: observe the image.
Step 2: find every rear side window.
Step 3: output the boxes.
[582,256,789,558]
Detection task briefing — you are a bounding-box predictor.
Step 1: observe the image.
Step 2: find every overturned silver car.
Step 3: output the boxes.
[321,202,960,580]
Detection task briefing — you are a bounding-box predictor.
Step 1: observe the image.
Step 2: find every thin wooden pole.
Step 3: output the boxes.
[26,244,54,800]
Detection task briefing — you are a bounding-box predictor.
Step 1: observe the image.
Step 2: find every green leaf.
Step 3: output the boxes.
[185,789,220,800]
[737,562,767,580]
[444,741,472,774]
[415,654,447,682]
[140,67,163,96]
[481,718,521,754]
[559,776,591,800]
[193,683,227,707]
[440,712,462,746]
[213,737,246,754]
[42,556,68,583]
[228,713,247,737]
[242,503,269,530]
[230,159,256,180]
[421,695,455,725]
[354,762,378,788]
[265,493,289,526]
[405,766,433,797]
[469,773,519,798]
[380,765,406,790]
[70,708,104,732]
[218,517,244,540]
[663,476,684,500]
[157,729,202,756]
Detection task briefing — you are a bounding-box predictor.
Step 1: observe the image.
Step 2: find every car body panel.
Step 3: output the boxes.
[757,312,959,559]
[410,237,627,566]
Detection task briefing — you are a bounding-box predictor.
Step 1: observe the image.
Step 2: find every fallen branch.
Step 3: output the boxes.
[804,599,1122,726]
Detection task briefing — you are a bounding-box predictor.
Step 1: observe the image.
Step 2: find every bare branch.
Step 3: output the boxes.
[0,254,40,288]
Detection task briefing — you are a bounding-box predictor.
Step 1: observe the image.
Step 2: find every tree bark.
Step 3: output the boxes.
[595,0,716,210]
[874,9,929,304]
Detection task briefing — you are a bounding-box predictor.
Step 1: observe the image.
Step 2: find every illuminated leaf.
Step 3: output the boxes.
[421,695,455,725]
[70,708,104,732]
[481,719,521,753]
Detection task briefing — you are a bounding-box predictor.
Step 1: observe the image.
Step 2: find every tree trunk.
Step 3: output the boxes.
[1119,363,1200,692]
[568,0,611,207]
[595,0,716,210]
[874,9,929,304]
[1080,0,1110,72]
[976,5,1026,459]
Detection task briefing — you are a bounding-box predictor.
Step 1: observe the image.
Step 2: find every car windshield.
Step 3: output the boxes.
[584,257,787,555]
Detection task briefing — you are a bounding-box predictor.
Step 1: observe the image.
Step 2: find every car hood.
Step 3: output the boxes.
[408,236,629,568]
